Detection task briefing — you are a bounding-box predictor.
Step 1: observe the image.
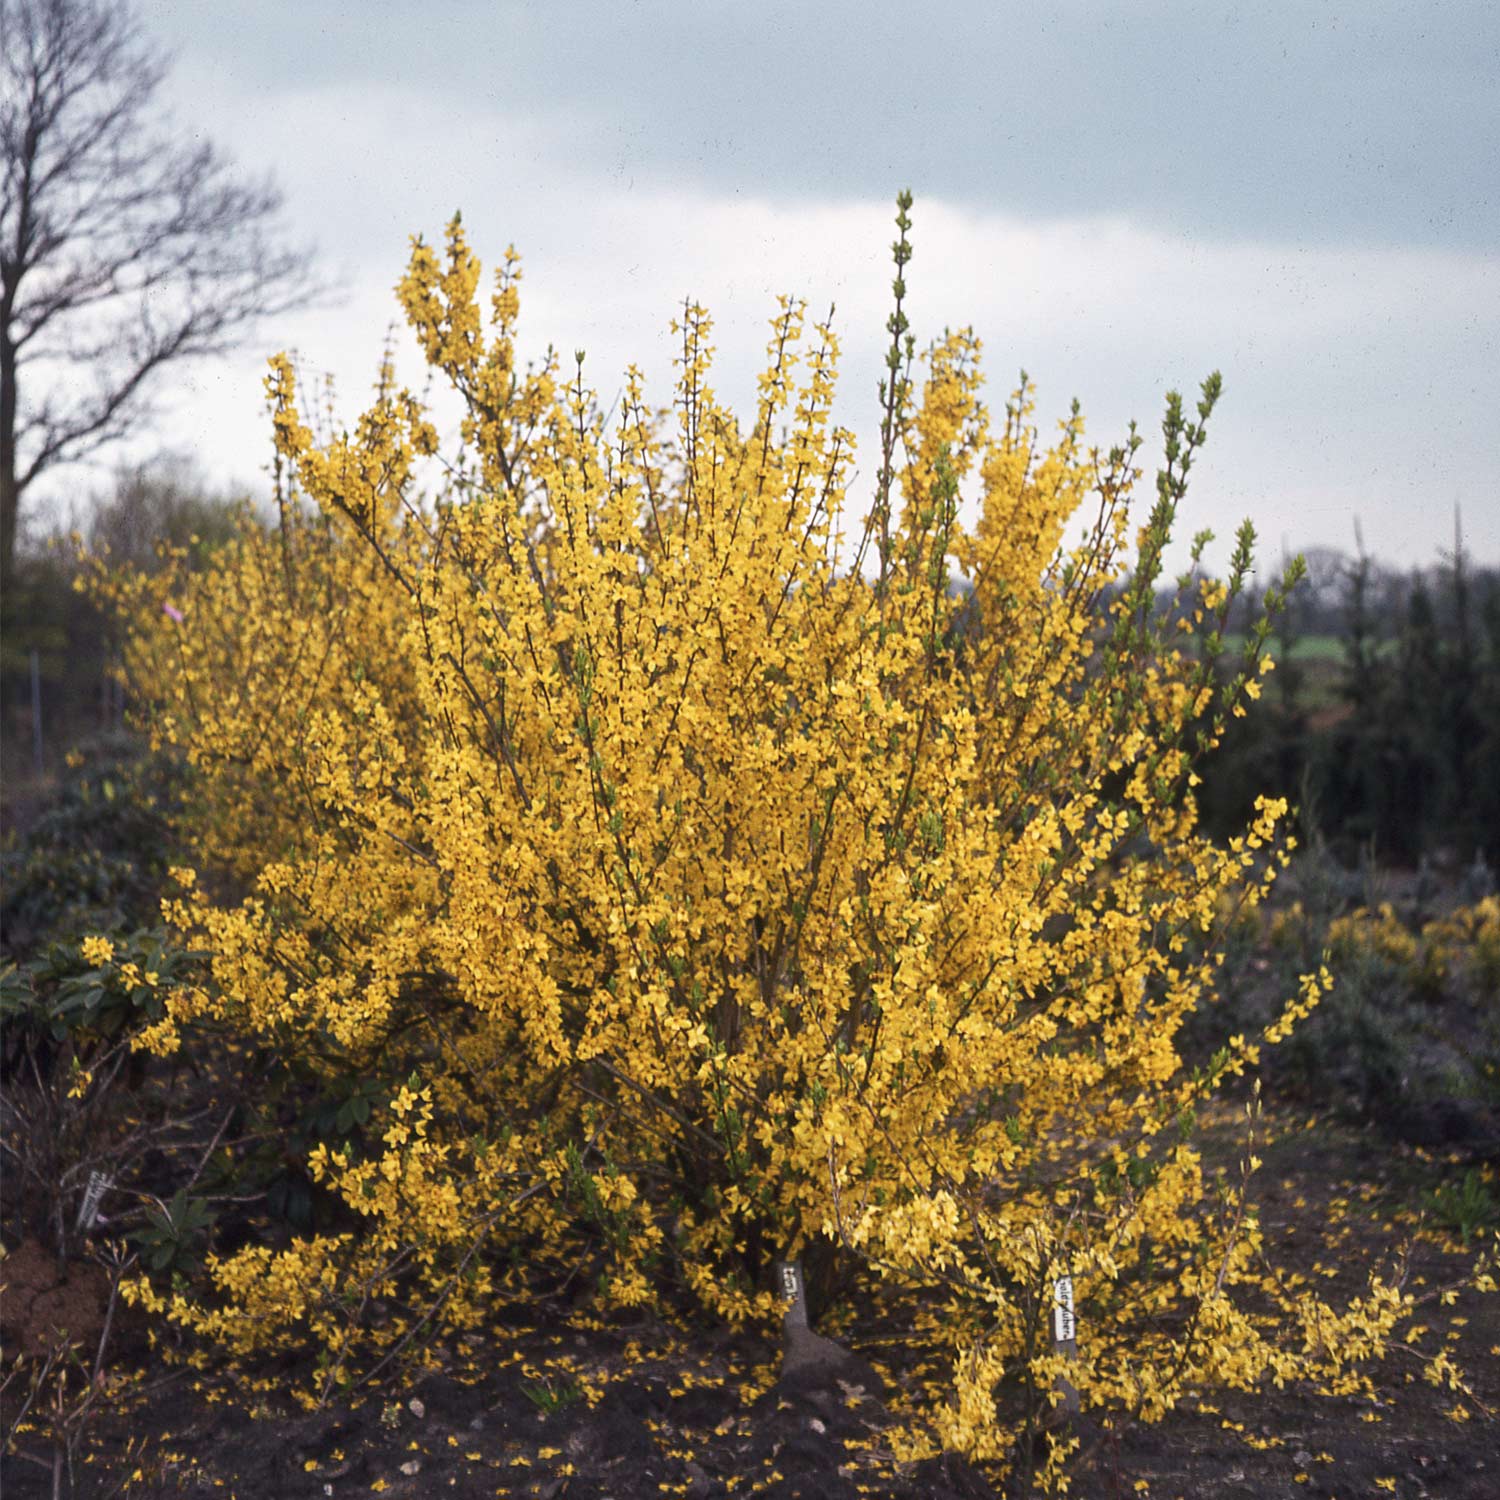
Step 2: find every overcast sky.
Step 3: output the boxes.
[76,1,1500,569]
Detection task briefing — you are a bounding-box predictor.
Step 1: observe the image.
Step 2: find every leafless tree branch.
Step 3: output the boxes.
[1,0,334,587]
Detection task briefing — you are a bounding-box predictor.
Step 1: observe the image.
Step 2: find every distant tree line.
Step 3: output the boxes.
[0,458,247,820]
[1195,524,1500,867]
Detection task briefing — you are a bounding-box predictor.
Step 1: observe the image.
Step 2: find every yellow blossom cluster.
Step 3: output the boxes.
[1421,895,1500,994]
[102,204,1428,1467]
[1320,895,1500,997]
[1326,903,1422,968]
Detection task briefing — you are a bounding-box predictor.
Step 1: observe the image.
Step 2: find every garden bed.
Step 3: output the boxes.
[5,1104,1494,1499]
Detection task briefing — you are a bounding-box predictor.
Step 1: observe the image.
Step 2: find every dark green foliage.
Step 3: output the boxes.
[0,459,250,805]
[2,927,197,1055]
[0,741,366,1270]
[1198,532,1499,866]
[1276,938,1437,1125]
[1427,1169,1500,1245]
[130,1189,217,1273]
[1187,854,1500,1154]
[1319,542,1498,865]
[1,733,189,958]
[0,921,207,1258]
[0,550,119,789]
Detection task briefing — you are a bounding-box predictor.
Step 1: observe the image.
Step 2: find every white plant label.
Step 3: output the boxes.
[776,1258,810,1331]
[779,1261,802,1304]
[1053,1274,1076,1345]
[76,1169,113,1231]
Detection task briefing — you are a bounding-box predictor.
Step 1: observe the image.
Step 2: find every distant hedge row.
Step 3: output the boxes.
[1198,544,1500,866]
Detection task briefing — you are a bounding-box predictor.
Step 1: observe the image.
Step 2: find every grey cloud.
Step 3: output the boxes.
[143,0,1499,251]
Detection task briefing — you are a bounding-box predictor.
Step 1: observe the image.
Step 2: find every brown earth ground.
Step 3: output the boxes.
[3,1102,1497,1500]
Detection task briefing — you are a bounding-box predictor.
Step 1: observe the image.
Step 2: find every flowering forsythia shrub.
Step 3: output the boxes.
[104,199,1459,1475]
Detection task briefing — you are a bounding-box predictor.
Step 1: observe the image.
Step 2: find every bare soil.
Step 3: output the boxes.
[4,1105,1496,1500]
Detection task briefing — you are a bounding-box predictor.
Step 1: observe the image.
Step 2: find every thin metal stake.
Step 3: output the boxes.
[30,648,43,773]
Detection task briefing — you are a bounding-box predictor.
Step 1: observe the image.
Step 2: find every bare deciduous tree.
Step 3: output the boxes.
[1,0,324,590]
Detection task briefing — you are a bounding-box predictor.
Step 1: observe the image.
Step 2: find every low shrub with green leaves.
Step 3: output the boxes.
[1196,859,1500,1148]
[1,734,189,960]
